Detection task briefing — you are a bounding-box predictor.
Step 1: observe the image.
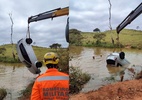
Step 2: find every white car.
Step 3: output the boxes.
[106,52,130,67]
[16,38,42,74]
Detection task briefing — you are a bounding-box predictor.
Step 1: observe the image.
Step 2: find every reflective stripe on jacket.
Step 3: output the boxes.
[37,76,69,81]
[31,68,69,100]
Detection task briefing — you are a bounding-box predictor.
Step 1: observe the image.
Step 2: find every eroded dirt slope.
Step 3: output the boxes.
[70,79,142,100]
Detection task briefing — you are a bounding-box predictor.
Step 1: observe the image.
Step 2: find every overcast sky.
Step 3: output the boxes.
[0,1,142,47]
[70,0,142,32]
[0,0,69,47]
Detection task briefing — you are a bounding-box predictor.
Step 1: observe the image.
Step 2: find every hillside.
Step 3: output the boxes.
[0,44,51,63]
[81,29,142,49]
[0,44,67,64]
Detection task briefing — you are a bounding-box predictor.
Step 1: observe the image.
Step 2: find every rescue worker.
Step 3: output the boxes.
[31,52,69,100]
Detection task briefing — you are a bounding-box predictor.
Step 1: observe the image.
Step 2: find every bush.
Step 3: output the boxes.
[93,33,106,45]
[0,88,7,100]
[69,29,83,46]
[69,66,91,94]
[0,56,20,63]
[57,48,69,74]
[20,81,34,96]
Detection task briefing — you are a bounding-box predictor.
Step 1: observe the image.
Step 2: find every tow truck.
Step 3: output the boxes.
[116,3,142,33]
[16,7,69,74]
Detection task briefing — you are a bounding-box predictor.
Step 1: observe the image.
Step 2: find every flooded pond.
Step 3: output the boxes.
[0,63,46,100]
[69,46,142,92]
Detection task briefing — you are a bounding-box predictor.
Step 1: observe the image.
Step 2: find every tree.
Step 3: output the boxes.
[93,33,106,45]
[0,48,6,55]
[69,29,83,46]
[49,43,62,49]
[136,26,139,30]
[93,28,100,32]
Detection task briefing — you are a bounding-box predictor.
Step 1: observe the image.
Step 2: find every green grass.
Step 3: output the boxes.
[69,66,91,94]
[0,44,68,63]
[32,46,56,61]
[0,44,69,74]
[81,29,142,49]
[1,44,57,61]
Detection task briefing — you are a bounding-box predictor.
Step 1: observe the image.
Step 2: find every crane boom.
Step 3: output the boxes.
[28,7,69,23]
[116,3,142,34]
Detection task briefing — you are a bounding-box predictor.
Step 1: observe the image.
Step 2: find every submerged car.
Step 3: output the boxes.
[106,52,130,67]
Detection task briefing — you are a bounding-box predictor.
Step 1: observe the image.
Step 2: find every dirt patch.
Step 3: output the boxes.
[70,79,142,100]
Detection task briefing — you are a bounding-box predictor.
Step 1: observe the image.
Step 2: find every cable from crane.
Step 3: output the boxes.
[26,24,30,38]
[26,24,33,44]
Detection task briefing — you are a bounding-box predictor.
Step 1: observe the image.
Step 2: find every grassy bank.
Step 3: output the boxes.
[18,81,34,100]
[81,29,142,49]
[69,66,91,94]
[0,44,67,63]
[1,44,69,73]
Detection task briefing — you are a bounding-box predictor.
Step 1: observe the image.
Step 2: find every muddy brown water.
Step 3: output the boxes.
[1,46,142,99]
[69,46,142,92]
[0,63,46,100]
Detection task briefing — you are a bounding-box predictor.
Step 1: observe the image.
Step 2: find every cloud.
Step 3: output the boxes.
[0,0,141,47]
[70,0,142,32]
[0,0,69,47]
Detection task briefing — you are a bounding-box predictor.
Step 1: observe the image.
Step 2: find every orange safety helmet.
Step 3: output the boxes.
[43,52,59,65]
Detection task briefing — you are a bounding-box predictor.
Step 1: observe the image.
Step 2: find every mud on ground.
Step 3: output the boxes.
[70,79,142,100]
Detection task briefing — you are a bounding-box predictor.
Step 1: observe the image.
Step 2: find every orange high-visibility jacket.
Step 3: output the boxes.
[31,68,69,100]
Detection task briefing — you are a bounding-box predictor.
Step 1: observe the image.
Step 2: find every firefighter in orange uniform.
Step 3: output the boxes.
[31,52,69,100]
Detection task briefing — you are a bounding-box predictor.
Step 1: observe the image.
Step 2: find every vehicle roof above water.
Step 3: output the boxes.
[110,52,119,56]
